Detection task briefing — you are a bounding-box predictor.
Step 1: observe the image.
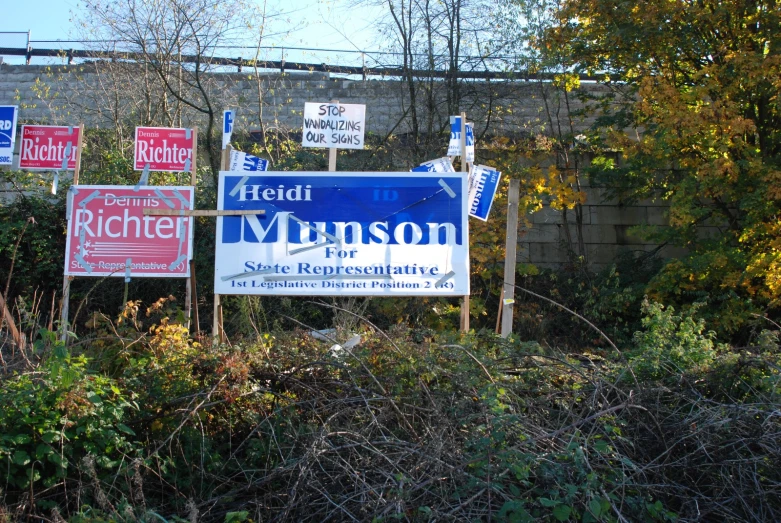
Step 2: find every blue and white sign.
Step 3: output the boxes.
[302,102,366,149]
[447,116,475,162]
[0,106,19,166]
[222,110,234,149]
[215,171,470,296]
[411,157,455,173]
[468,165,502,221]
[229,150,269,172]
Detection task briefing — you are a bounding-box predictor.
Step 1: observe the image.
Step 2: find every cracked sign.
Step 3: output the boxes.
[214,171,470,296]
[64,185,194,277]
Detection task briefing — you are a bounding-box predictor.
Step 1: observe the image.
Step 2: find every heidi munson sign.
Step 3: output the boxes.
[302,102,366,149]
[214,171,470,296]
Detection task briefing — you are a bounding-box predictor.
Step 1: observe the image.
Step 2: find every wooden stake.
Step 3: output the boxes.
[73,124,84,182]
[213,144,231,343]
[59,277,72,343]
[48,291,55,332]
[143,209,266,217]
[185,276,192,331]
[219,302,225,344]
[60,124,84,342]
[185,127,198,329]
[212,294,221,344]
[223,143,232,167]
[501,179,521,338]
[190,127,198,186]
[328,100,338,172]
[190,259,199,338]
[460,112,470,333]
[0,288,23,348]
[495,287,504,334]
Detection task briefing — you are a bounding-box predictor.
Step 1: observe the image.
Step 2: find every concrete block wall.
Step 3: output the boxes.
[0,64,606,137]
[519,173,684,269]
[0,63,686,270]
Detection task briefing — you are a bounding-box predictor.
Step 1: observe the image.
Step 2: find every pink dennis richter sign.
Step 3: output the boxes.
[65,186,194,277]
[19,125,81,170]
[134,127,195,172]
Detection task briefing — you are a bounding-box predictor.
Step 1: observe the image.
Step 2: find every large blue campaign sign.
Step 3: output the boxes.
[215,172,470,296]
[0,106,19,166]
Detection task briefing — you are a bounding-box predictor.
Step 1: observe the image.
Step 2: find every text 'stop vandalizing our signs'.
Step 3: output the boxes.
[214,172,469,296]
[134,127,195,172]
[19,125,81,170]
[302,103,366,149]
[0,105,19,166]
[65,186,194,277]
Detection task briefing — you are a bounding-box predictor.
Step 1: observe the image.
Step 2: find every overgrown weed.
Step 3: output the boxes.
[0,299,777,521]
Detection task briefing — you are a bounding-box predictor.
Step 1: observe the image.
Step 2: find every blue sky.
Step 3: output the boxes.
[0,0,382,67]
[0,0,77,46]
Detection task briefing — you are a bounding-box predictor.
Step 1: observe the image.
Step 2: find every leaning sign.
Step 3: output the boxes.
[134,127,195,172]
[229,150,269,172]
[65,186,194,277]
[214,172,469,296]
[19,125,81,170]
[468,165,502,221]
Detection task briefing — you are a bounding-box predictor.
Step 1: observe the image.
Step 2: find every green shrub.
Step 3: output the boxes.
[630,299,723,380]
[0,181,67,304]
[0,329,139,502]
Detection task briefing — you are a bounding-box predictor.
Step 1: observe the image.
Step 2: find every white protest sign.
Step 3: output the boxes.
[223,109,234,149]
[411,157,455,173]
[229,150,269,172]
[468,165,502,221]
[447,116,475,162]
[302,102,366,149]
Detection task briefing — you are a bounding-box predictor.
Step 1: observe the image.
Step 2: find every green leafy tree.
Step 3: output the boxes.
[536,0,781,333]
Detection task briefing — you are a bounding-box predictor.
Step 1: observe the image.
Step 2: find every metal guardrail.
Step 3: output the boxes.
[0,46,603,82]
